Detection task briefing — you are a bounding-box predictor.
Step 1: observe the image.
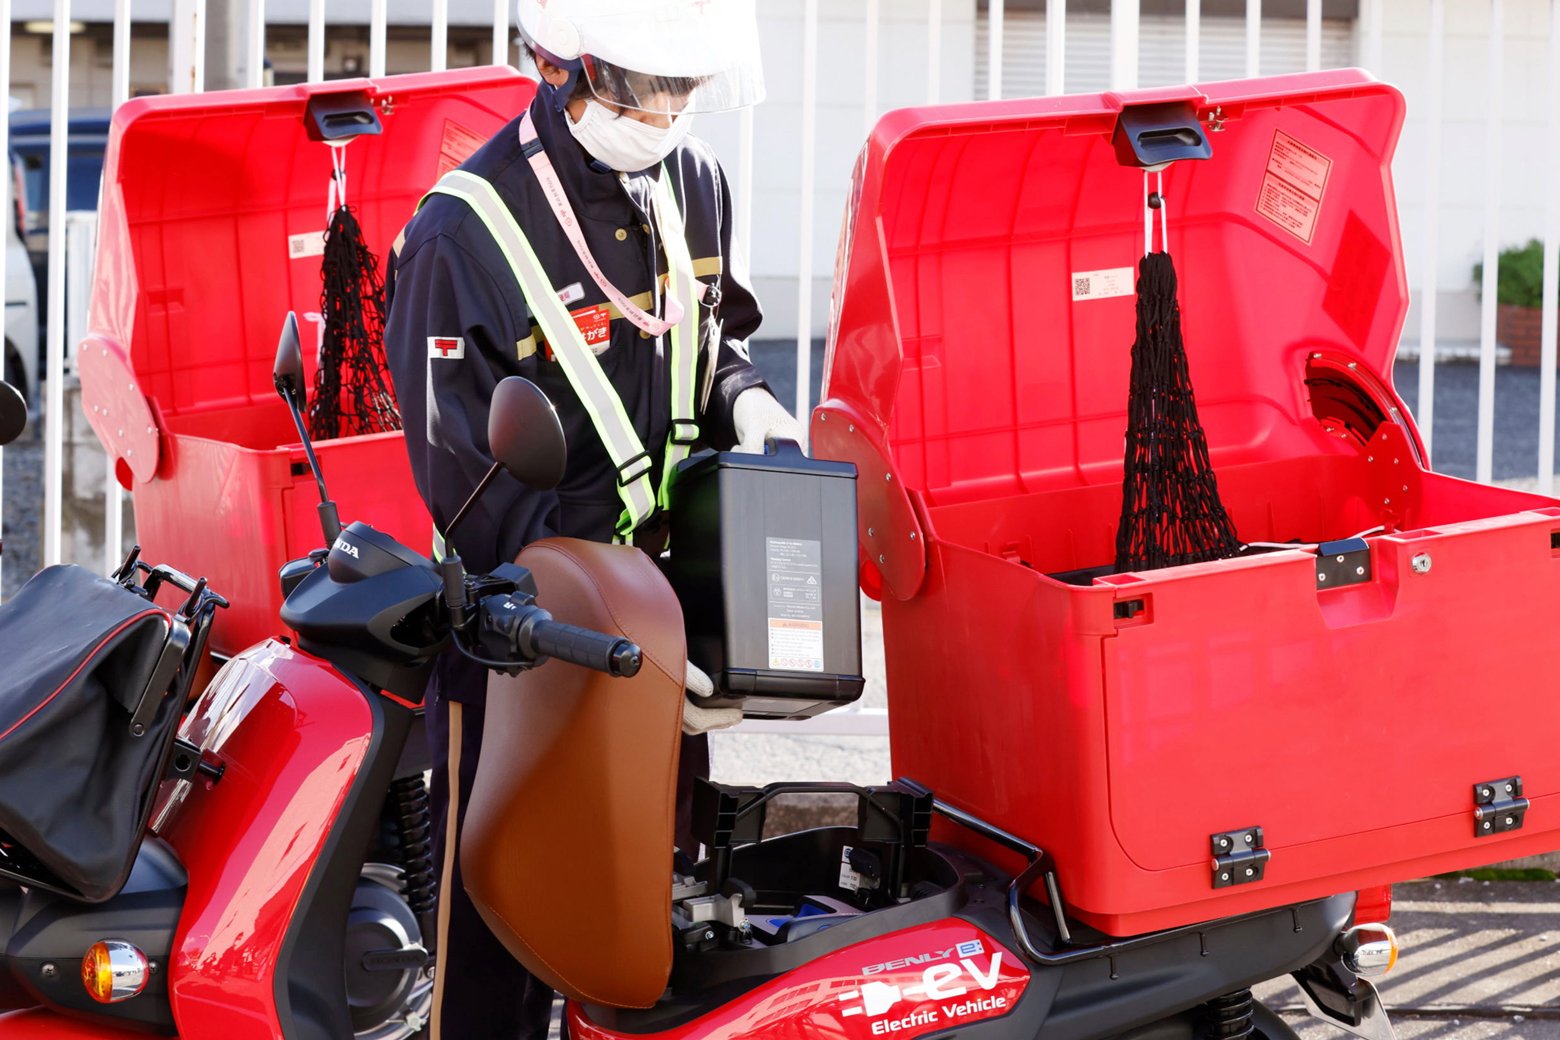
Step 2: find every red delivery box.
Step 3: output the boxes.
[80,69,534,655]
[815,69,1560,936]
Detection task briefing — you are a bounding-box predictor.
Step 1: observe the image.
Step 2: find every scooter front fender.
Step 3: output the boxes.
[152,638,377,1040]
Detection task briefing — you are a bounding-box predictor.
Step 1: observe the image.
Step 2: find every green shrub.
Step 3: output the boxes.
[1474,238,1548,309]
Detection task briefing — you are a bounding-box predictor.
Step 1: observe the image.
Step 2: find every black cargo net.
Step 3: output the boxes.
[1114,247,1241,572]
[308,150,401,440]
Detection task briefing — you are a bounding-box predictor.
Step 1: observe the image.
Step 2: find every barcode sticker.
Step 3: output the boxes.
[288,231,328,259]
[1071,266,1135,301]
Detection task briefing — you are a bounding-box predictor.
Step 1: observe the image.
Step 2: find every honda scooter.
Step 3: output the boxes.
[0,323,1400,1040]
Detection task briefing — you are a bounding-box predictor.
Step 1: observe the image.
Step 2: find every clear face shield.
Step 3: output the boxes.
[574,0,765,116]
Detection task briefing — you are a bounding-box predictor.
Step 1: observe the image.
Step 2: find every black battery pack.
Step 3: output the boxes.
[664,440,865,719]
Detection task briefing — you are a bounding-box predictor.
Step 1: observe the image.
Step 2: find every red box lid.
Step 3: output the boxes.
[816,71,1412,595]
[83,69,533,480]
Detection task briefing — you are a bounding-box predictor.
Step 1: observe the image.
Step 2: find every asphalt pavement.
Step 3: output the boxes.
[1261,879,1560,1038]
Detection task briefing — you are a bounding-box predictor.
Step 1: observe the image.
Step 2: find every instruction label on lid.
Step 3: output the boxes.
[1256,130,1333,245]
[438,119,488,179]
[767,537,825,672]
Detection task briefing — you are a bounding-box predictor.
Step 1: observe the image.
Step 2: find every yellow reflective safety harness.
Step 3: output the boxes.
[423,112,701,551]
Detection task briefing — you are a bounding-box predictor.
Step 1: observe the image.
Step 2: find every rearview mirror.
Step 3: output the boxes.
[0,381,25,447]
[273,312,306,407]
[489,377,566,491]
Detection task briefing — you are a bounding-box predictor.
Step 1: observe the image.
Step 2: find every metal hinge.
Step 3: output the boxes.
[1316,537,1371,589]
[1473,776,1529,838]
[1211,826,1270,888]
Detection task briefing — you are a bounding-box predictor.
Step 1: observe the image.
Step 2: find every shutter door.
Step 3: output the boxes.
[976,11,1355,98]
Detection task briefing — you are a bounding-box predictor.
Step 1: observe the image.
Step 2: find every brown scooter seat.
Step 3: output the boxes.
[462,537,686,1009]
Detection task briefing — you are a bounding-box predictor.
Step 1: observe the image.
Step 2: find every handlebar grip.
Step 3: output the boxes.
[528,618,643,678]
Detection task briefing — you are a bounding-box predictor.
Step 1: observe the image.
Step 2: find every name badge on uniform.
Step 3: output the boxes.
[428,336,466,360]
[571,304,612,356]
[558,282,586,306]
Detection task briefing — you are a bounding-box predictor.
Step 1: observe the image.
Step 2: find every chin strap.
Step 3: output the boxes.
[543,76,579,114]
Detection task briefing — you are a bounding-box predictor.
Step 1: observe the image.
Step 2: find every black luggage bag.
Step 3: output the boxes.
[0,557,222,901]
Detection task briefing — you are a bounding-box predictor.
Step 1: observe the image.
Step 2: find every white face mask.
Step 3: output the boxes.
[566,100,694,173]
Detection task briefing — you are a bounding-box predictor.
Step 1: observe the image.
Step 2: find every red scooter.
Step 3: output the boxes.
[0,326,1400,1040]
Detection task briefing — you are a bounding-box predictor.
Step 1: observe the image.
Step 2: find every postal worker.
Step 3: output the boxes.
[383,1,802,1036]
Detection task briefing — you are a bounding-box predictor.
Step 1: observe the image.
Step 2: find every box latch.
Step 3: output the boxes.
[1211,826,1270,888]
[1473,776,1529,838]
[1315,537,1371,589]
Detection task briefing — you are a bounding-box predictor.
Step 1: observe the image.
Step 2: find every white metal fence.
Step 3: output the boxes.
[2,1,1559,739]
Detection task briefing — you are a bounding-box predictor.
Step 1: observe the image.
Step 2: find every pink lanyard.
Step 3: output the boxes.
[519,111,684,336]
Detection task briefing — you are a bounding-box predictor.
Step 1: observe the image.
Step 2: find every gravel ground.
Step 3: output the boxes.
[1,424,41,600]
[1394,357,1560,482]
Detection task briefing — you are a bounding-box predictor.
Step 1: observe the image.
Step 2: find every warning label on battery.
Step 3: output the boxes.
[767,537,825,673]
[1256,130,1332,245]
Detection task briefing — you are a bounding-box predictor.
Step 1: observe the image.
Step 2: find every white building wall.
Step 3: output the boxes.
[5,1,1551,344]
[694,0,977,341]
[6,1,974,342]
[1384,0,1551,346]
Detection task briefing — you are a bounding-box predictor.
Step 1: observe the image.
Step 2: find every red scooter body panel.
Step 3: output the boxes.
[0,1007,156,1037]
[150,640,373,1038]
[570,921,1028,1040]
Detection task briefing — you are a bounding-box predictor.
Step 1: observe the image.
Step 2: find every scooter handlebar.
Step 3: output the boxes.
[469,585,641,678]
[525,617,642,678]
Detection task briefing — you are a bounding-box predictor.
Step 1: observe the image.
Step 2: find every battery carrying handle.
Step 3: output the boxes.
[763,436,807,461]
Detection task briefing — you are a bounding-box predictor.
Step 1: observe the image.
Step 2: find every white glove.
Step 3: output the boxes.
[732,387,807,455]
[682,660,743,736]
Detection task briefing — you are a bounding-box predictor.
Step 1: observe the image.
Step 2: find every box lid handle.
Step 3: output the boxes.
[1112,101,1212,169]
[304,89,383,144]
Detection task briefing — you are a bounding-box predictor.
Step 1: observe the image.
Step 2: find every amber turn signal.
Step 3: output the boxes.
[1336,924,1400,978]
[81,939,150,1004]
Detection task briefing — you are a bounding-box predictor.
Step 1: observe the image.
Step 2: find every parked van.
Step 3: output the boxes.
[4,152,38,411]
[10,108,110,360]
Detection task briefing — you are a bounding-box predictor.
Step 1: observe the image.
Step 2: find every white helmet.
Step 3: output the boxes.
[517,0,765,116]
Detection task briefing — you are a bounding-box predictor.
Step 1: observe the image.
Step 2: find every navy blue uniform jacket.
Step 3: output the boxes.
[385,88,767,704]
